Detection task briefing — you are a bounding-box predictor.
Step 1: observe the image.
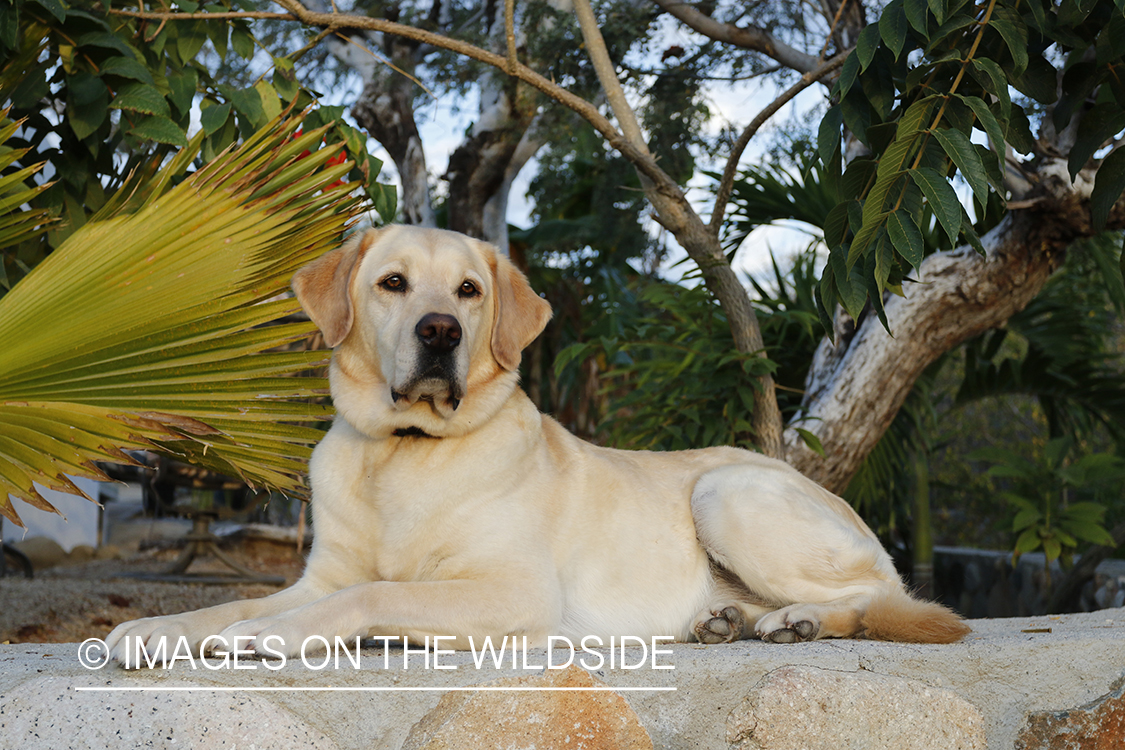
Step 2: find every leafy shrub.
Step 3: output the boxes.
[971,438,1121,582]
[554,256,821,452]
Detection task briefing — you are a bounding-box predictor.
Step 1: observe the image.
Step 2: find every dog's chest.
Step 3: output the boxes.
[312,432,523,583]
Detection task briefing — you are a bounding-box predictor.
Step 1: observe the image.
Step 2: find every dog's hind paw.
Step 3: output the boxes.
[755,606,821,643]
[692,605,746,644]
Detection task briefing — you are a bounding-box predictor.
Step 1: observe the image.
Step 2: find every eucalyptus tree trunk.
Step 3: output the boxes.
[443,69,540,245]
[328,0,547,252]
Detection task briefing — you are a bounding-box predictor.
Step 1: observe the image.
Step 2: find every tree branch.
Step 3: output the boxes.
[648,0,822,74]
[571,0,650,156]
[781,188,1102,492]
[105,2,662,180]
[709,50,849,237]
[568,0,783,456]
[504,0,518,72]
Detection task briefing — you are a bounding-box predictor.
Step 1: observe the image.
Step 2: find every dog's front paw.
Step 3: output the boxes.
[217,604,357,659]
[106,611,229,668]
[754,606,820,644]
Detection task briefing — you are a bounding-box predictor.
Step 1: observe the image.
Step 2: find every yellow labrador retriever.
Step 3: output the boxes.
[106,225,968,663]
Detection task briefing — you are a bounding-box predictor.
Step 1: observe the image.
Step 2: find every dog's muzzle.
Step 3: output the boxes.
[390,312,465,414]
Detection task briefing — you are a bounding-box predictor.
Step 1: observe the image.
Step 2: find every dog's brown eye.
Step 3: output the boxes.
[380,275,407,292]
[458,280,480,298]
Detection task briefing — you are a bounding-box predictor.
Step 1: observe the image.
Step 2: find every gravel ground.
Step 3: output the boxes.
[0,541,306,644]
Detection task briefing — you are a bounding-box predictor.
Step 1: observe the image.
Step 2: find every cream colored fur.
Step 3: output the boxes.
[105,225,968,664]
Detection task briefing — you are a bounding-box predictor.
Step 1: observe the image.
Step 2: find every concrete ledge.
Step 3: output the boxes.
[2,608,1123,749]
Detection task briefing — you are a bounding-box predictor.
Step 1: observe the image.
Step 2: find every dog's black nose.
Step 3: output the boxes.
[415,313,462,354]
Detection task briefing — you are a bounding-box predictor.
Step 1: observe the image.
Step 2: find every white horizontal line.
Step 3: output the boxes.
[75,686,675,693]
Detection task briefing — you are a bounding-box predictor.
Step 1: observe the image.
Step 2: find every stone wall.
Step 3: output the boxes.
[933,547,1125,618]
[1,608,1122,750]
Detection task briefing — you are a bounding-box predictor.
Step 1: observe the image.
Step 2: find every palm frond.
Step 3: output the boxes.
[0,112,364,526]
[0,110,55,272]
[716,141,838,255]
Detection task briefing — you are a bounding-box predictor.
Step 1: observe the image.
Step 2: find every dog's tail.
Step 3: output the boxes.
[860,588,971,644]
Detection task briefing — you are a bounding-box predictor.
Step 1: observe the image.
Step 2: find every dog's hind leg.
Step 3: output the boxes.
[689,566,774,644]
[690,462,969,644]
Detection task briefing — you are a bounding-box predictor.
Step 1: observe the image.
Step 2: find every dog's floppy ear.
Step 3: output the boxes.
[490,252,552,371]
[292,230,376,347]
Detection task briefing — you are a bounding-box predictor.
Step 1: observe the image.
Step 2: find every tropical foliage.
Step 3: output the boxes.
[971,438,1121,577]
[0,113,377,527]
[0,110,54,260]
[0,0,394,289]
[554,278,775,451]
[815,0,1125,331]
[552,247,823,453]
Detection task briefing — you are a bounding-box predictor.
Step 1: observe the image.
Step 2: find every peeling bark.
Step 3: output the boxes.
[482,117,546,253]
[444,70,538,243]
[443,0,543,249]
[337,0,545,249]
[782,174,1111,493]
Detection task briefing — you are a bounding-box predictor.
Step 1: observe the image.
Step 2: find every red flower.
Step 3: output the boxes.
[293,129,349,189]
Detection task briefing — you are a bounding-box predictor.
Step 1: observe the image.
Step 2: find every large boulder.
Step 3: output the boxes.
[9,537,65,570]
[0,675,338,750]
[726,665,986,750]
[402,665,653,750]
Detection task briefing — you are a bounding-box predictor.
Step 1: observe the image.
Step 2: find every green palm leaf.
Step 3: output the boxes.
[0,111,365,526]
[0,110,56,281]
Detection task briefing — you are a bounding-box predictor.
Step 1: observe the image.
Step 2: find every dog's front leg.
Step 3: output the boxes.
[106,578,334,666]
[219,578,557,657]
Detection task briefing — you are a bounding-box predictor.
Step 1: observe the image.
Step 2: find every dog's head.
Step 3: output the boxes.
[292,226,552,438]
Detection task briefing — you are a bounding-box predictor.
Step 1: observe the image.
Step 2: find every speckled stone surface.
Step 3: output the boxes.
[0,675,338,750]
[727,666,985,750]
[0,608,1122,750]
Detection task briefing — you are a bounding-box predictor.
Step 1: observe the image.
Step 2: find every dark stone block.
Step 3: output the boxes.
[1017,679,1125,750]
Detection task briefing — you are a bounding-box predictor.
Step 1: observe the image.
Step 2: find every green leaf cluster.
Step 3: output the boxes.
[971,437,1121,573]
[555,279,775,451]
[551,251,822,453]
[0,0,394,288]
[0,111,54,277]
[818,0,1125,334]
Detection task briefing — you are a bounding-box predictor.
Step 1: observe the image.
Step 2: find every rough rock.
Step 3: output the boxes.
[1016,679,1125,750]
[64,544,95,564]
[726,665,986,750]
[93,543,123,561]
[402,665,653,750]
[10,537,66,570]
[0,675,339,750]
